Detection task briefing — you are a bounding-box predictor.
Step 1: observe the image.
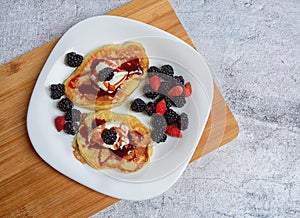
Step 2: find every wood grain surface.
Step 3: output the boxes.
[0,0,239,217]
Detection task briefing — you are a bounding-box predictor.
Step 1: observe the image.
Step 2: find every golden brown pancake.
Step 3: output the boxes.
[75,110,153,173]
[72,137,86,164]
[64,41,149,110]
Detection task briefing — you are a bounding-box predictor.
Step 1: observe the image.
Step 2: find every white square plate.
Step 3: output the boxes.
[27,15,213,200]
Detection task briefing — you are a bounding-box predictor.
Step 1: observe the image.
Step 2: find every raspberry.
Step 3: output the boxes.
[177,112,189,130]
[101,129,117,145]
[65,52,83,67]
[155,99,167,115]
[166,125,182,138]
[168,85,183,97]
[164,109,179,125]
[155,95,173,108]
[149,75,160,91]
[130,98,146,112]
[98,67,114,81]
[184,82,192,97]
[54,116,66,132]
[64,108,81,122]
[50,84,65,99]
[57,98,73,112]
[63,122,79,135]
[151,113,167,130]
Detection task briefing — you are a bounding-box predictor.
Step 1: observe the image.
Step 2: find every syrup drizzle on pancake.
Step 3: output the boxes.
[74,111,153,173]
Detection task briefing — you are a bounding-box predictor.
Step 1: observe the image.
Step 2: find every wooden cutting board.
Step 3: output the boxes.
[0,0,239,217]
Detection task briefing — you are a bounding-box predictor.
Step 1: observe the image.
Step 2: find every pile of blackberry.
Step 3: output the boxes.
[56,97,82,135]
[130,64,190,143]
[146,64,187,108]
[50,51,86,135]
[50,81,82,135]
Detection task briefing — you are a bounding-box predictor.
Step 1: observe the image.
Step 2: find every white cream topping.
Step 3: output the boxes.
[95,61,111,73]
[90,121,130,150]
[96,71,128,94]
[129,68,143,74]
[90,60,142,93]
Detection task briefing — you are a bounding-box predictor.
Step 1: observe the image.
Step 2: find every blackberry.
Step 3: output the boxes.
[151,128,166,143]
[64,109,81,122]
[65,52,83,67]
[147,66,161,77]
[172,96,186,108]
[101,129,117,145]
[177,112,189,130]
[144,102,155,116]
[159,133,167,143]
[130,98,146,112]
[145,92,159,99]
[174,75,185,85]
[101,128,117,145]
[50,83,65,99]
[148,66,160,73]
[164,109,179,125]
[98,67,114,81]
[143,84,159,99]
[161,64,174,77]
[158,82,170,95]
[63,122,79,135]
[151,113,167,130]
[163,96,174,108]
[57,98,73,112]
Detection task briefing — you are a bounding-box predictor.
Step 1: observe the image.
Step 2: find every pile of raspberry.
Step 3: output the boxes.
[130,64,192,143]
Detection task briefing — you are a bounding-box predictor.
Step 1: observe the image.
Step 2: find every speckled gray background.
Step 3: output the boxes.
[1,0,299,217]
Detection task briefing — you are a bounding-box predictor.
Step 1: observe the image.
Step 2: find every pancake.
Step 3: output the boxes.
[64,41,149,110]
[72,137,86,164]
[75,110,153,173]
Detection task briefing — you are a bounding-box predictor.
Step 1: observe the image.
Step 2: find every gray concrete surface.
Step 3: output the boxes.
[1,0,299,217]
